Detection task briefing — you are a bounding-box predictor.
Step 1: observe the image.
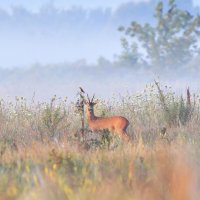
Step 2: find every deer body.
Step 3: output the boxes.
[85,102,130,141]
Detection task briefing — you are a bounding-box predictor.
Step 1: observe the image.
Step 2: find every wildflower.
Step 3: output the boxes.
[53,164,57,170]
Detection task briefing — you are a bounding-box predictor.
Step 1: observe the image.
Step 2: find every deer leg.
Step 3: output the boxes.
[123,132,130,142]
[118,130,130,142]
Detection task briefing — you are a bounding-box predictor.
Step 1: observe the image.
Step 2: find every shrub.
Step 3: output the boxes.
[155,81,194,126]
[41,96,68,139]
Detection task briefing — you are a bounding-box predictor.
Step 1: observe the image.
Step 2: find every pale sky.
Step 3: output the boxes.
[0,0,150,11]
[0,0,199,68]
[193,0,200,7]
[0,0,199,12]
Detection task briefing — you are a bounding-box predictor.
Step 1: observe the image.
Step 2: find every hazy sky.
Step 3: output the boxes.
[0,0,199,100]
[193,0,200,7]
[0,0,199,68]
[0,0,151,11]
[0,0,199,10]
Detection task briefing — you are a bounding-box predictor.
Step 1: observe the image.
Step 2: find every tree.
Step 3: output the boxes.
[119,0,200,70]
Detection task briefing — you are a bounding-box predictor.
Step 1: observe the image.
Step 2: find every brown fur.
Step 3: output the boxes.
[85,103,130,141]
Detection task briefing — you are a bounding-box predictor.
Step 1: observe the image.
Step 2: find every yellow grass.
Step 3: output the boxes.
[0,83,200,199]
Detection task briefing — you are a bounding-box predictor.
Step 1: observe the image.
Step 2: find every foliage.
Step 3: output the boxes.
[119,0,200,70]
[155,81,194,126]
[0,137,199,200]
[75,87,85,138]
[0,84,200,199]
[118,38,142,67]
[41,96,68,139]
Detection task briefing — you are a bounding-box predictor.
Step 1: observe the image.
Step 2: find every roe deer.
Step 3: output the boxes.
[84,94,130,142]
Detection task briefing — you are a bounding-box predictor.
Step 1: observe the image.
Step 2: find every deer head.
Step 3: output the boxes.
[83,94,99,117]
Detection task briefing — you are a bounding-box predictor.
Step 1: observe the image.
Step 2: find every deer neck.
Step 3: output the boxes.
[86,107,96,122]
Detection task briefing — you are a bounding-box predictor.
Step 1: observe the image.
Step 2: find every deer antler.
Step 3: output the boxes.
[91,94,95,103]
[86,93,98,104]
[87,94,91,103]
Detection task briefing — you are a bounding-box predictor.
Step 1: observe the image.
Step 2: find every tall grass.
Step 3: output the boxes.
[0,82,200,200]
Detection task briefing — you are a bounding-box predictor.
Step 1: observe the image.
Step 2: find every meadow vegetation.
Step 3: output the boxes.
[0,81,200,200]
